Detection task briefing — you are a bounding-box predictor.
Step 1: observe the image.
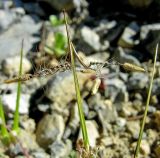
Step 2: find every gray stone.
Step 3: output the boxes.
[127,72,149,90]
[104,78,128,102]
[140,24,160,58]
[31,149,50,158]
[114,47,141,66]
[49,139,72,158]
[1,56,32,76]
[0,10,17,32]
[0,15,41,62]
[126,121,140,139]
[47,72,92,108]
[36,114,65,149]
[2,93,30,114]
[118,22,140,48]
[78,26,101,54]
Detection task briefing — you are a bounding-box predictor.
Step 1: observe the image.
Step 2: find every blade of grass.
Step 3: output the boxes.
[0,97,10,144]
[63,10,90,150]
[134,43,158,158]
[12,40,24,133]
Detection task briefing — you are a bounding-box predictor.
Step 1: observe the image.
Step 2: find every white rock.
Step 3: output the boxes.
[2,93,30,114]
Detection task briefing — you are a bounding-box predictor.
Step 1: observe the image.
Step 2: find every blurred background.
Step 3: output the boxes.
[0,0,160,158]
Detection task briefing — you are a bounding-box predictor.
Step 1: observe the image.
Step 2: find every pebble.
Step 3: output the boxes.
[118,22,140,48]
[1,56,32,76]
[47,71,92,109]
[36,114,65,149]
[78,120,99,147]
[127,72,148,90]
[0,15,41,62]
[78,26,101,54]
[49,139,72,158]
[2,93,30,114]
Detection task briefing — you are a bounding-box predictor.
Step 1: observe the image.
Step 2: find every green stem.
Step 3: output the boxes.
[134,43,158,158]
[12,40,24,133]
[63,10,90,150]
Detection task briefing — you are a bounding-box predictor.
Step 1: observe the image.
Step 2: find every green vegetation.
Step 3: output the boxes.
[63,11,90,151]
[45,15,67,57]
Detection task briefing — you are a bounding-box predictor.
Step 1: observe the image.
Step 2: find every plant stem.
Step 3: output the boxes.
[63,10,90,150]
[134,43,158,158]
[12,40,24,133]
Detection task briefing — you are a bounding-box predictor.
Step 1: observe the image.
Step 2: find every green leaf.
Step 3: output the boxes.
[49,15,64,26]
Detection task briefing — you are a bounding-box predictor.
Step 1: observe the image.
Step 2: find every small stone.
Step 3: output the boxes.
[2,93,30,114]
[126,121,140,139]
[47,72,91,109]
[104,78,128,102]
[114,47,141,66]
[127,72,148,90]
[31,149,50,158]
[49,139,72,158]
[154,111,160,129]
[36,114,65,149]
[1,56,32,76]
[140,140,151,155]
[78,26,101,54]
[118,22,140,48]
[0,15,41,62]
[78,120,99,147]
[116,117,126,127]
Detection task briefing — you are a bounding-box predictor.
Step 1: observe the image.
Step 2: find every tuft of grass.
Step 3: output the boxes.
[63,10,90,150]
[12,40,24,134]
[0,97,10,145]
[134,43,159,158]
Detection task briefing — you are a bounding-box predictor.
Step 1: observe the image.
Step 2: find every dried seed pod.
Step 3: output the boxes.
[121,63,146,72]
[4,74,33,84]
[91,78,101,95]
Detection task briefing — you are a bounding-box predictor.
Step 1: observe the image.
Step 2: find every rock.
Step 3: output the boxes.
[2,93,30,114]
[47,72,91,109]
[140,140,151,155]
[104,78,128,102]
[118,22,140,48]
[120,102,138,117]
[49,139,72,158]
[114,47,141,66]
[77,26,101,54]
[146,129,158,145]
[78,120,99,147]
[140,24,160,58]
[116,117,126,127]
[152,78,160,95]
[0,10,17,32]
[154,111,160,129]
[1,56,32,76]
[126,121,140,139]
[0,15,41,62]
[36,114,65,149]
[20,116,36,134]
[31,149,50,158]
[38,0,88,11]
[127,72,148,90]
[8,129,38,156]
